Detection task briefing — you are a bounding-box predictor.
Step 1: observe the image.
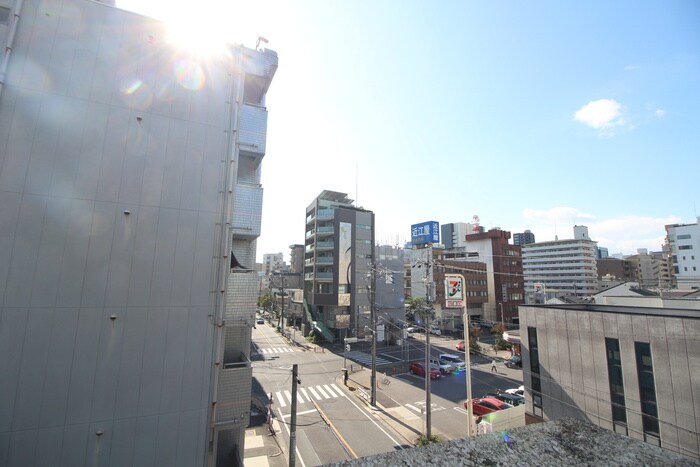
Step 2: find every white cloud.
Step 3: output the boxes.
[574,99,625,131]
[655,108,667,118]
[518,208,683,255]
[624,65,639,71]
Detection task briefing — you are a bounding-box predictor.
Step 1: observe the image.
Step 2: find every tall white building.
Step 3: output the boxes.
[665,218,700,289]
[0,1,277,465]
[522,226,599,300]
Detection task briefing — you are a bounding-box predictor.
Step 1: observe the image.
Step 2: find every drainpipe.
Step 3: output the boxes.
[0,0,24,99]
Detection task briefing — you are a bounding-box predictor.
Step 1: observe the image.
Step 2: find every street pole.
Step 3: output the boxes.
[424,309,432,439]
[370,266,377,407]
[499,302,504,330]
[289,364,298,467]
[446,273,474,436]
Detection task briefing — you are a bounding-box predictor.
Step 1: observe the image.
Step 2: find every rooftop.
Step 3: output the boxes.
[326,418,699,467]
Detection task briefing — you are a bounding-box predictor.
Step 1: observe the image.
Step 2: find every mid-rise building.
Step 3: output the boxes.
[626,249,664,289]
[513,230,536,246]
[441,222,482,249]
[522,226,599,301]
[598,246,610,259]
[519,302,700,460]
[665,218,700,290]
[462,229,525,325]
[303,190,374,341]
[373,244,406,343]
[262,252,285,275]
[0,1,277,465]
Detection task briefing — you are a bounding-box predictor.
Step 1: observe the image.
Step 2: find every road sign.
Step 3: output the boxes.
[344,337,359,344]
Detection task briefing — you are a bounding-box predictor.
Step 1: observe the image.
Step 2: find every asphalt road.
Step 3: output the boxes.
[251,321,409,465]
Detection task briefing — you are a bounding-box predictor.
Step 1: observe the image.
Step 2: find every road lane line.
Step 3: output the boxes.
[405,404,420,413]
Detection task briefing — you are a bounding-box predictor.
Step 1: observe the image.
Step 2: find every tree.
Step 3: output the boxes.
[257,293,274,313]
[404,297,425,323]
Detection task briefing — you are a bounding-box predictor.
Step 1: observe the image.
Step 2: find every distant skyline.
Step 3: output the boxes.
[116,0,700,261]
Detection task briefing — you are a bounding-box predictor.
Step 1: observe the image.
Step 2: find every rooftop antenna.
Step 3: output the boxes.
[256,36,268,50]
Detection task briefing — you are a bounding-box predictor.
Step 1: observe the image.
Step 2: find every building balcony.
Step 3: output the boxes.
[225,272,258,322]
[316,241,334,251]
[315,272,334,281]
[306,214,315,225]
[317,209,334,221]
[316,256,334,264]
[238,104,268,155]
[305,244,315,253]
[216,359,252,428]
[317,226,334,236]
[231,184,262,239]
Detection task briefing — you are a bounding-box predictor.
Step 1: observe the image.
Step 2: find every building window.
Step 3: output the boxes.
[0,7,10,25]
[635,342,660,445]
[679,245,693,250]
[677,234,691,240]
[528,326,542,417]
[605,338,627,435]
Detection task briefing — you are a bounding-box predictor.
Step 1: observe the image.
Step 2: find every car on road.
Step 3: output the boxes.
[505,355,522,368]
[429,325,441,336]
[256,318,265,325]
[493,393,525,406]
[439,353,466,370]
[429,358,453,374]
[409,362,441,380]
[505,385,525,396]
[466,397,513,416]
[456,341,465,351]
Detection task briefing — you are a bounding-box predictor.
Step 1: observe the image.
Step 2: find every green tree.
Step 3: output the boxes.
[257,293,274,312]
[404,296,425,323]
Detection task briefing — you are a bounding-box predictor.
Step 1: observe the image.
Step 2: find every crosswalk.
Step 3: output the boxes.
[274,383,346,408]
[342,351,394,367]
[256,347,299,355]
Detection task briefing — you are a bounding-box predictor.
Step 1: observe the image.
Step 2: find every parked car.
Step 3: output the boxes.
[429,325,442,336]
[493,393,525,406]
[256,318,265,325]
[456,341,465,351]
[439,353,466,370]
[429,358,453,374]
[405,327,415,338]
[466,397,513,416]
[409,362,441,380]
[505,355,522,368]
[505,385,525,396]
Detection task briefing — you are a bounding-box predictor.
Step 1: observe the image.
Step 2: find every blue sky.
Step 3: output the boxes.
[117,1,700,261]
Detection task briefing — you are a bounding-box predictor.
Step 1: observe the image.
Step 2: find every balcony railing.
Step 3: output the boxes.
[238,104,268,155]
[316,241,334,250]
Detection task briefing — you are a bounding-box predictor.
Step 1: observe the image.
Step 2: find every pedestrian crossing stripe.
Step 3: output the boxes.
[342,351,393,367]
[258,347,297,354]
[274,383,345,408]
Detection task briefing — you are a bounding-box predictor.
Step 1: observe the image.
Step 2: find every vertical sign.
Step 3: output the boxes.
[338,222,352,306]
[444,274,464,308]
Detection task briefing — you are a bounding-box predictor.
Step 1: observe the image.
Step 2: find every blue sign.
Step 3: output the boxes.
[411,221,440,245]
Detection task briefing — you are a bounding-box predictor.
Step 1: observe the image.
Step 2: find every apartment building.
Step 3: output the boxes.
[262,252,285,275]
[513,229,536,246]
[0,1,277,465]
[665,218,700,289]
[303,190,374,342]
[522,225,599,301]
[519,302,700,460]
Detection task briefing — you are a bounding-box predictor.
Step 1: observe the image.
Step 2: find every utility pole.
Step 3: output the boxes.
[370,267,377,407]
[289,364,298,467]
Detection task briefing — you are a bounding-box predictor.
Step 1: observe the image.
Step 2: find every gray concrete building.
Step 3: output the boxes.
[0,1,277,465]
[303,190,374,342]
[519,303,700,460]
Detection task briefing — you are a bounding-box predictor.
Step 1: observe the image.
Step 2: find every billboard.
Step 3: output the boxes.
[411,221,439,245]
[445,274,464,308]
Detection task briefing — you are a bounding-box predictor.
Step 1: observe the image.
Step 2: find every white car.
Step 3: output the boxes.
[429,325,441,336]
[439,353,466,370]
[429,358,453,374]
[505,385,525,396]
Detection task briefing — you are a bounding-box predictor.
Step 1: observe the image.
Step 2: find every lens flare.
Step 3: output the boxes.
[173,59,206,91]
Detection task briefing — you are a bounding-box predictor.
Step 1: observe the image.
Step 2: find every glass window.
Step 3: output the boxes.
[635,342,659,438]
[0,7,10,25]
[606,338,627,426]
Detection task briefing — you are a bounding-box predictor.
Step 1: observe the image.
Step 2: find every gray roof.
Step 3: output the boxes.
[324,418,699,466]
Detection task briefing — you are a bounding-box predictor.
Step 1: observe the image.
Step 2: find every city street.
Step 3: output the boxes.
[248,321,523,464]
